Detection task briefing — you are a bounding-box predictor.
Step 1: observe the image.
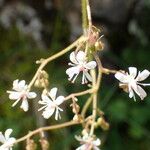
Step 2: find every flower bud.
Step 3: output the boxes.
[40,138,49,150]
[95,41,104,51]
[97,117,110,131]
[72,104,80,114]
[73,114,83,122]
[26,139,37,150]
[34,70,49,88]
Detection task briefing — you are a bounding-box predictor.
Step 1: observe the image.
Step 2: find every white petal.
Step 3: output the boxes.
[66,66,80,76]
[83,71,92,82]
[18,80,26,88]
[93,139,101,146]
[76,51,86,63]
[0,138,16,150]
[14,80,27,91]
[41,94,51,103]
[85,61,97,70]
[0,132,6,143]
[27,92,37,99]
[42,107,55,119]
[55,96,64,105]
[8,92,21,100]
[55,109,60,120]
[49,88,57,101]
[82,73,87,84]
[129,67,137,78]
[136,70,150,81]
[20,99,29,111]
[7,137,16,145]
[129,88,135,99]
[115,72,128,83]
[76,144,87,150]
[131,82,147,100]
[8,137,16,143]
[137,85,147,100]
[5,129,12,140]
[12,79,19,89]
[70,51,78,64]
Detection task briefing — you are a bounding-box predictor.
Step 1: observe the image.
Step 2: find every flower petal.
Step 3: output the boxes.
[83,71,92,82]
[41,94,51,103]
[131,82,147,100]
[85,61,97,69]
[4,129,13,141]
[8,92,21,100]
[76,144,87,150]
[49,88,57,101]
[66,66,80,76]
[129,67,137,78]
[76,51,86,63]
[137,85,147,100]
[15,80,27,91]
[0,138,16,150]
[70,51,78,64]
[42,107,55,119]
[55,96,64,105]
[27,92,37,99]
[136,70,150,81]
[129,88,135,99]
[55,109,60,120]
[115,72,128,83]
[0,132,6,143]
[93,139,101,146]
[12,79,19,90]
[20,99,29,111]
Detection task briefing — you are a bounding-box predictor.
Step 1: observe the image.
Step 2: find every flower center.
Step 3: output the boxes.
[20,91,27,100]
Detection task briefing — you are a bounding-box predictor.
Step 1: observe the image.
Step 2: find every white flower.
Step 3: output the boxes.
[75,134,101,150]
[38,88,64,120]
[0,129,16,150]
[115,67,150,100]
[66,51,97,84]
[7,79,37,111]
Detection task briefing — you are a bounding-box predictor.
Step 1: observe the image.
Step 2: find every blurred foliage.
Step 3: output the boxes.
[0,0,150,150]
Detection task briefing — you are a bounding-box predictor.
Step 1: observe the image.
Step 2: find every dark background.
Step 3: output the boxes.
[0,0,150,149]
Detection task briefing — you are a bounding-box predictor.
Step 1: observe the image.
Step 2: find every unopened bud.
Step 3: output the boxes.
[72,104,80,114]
[95,41,104,51]
[26,139,37,150]
[40,138,49,150]
[73,114,83,122]
[34,70,49,88]
[97,117,110,131]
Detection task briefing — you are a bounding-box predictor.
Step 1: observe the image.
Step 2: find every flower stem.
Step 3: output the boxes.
[81,95,93,118]
[86,0,92,28]
[65,88,93,101]
[14,120,83,145]
[81,0,88,35]
[28,36,84,90]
